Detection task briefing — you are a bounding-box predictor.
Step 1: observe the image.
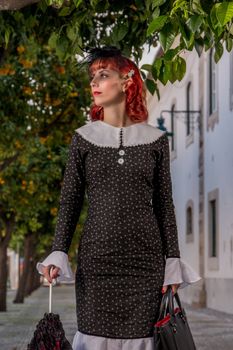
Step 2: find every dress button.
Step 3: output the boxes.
[119,149,125,156]
[118,158,124,164]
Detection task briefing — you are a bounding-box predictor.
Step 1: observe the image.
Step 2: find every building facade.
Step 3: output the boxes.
[142,43,233,314]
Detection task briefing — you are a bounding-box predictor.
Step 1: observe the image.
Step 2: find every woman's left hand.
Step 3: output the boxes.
[162,283,180,295]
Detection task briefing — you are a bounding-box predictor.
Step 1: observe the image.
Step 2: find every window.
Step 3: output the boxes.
[187,207,193,235]
[171,104,175,152]
[208,188,219,270]
[209,199,217,257]
[186,81,192,136]
[209,48,217,116]
[186,200,194,243]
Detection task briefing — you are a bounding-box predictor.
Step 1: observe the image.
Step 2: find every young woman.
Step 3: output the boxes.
[37,46,201,350]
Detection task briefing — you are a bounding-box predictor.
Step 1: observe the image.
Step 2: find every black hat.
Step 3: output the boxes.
[80,46,123,66]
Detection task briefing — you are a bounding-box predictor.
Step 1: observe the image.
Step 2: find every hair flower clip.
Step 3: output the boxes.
[128,69,135,78]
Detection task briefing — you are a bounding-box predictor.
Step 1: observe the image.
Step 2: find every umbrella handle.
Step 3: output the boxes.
[49,281,52,313]
[49,266,55,313]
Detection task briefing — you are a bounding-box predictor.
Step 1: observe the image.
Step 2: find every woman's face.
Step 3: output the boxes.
[89,68,126,107]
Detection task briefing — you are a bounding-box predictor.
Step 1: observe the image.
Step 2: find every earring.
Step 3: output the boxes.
[127,69,135,78]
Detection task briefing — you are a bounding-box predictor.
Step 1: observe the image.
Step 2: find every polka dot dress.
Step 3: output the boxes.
[52,120,180,340]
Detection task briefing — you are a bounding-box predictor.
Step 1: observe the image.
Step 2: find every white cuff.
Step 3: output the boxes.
[36,251,75,282]
[163,257,202,289]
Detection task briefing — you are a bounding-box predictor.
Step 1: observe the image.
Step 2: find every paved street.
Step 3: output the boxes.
[0,284,77,350]
[0,284,233,350]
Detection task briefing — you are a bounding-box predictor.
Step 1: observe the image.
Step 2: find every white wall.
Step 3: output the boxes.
[203,48,233,313]
[143,47,202,304]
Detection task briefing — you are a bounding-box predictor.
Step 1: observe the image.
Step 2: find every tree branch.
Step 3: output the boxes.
[0,0,40,10]
[0,152,20,172]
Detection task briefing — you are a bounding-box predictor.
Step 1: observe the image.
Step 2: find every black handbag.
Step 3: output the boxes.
[153,286,196,350]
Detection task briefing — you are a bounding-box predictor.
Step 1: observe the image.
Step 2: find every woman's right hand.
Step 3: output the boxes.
[41,264,60,284]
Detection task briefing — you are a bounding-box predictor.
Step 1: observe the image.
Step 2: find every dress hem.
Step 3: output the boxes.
[77,329,154,340]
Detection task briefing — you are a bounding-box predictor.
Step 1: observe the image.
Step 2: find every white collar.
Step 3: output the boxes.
[75,120,165,148]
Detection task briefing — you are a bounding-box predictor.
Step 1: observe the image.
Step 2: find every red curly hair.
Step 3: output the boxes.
[88,56,148,123]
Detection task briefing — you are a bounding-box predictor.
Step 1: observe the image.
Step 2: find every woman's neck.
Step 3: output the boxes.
[103,104,133,127]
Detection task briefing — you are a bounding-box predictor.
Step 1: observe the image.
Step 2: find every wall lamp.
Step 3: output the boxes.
[157,110,201,137]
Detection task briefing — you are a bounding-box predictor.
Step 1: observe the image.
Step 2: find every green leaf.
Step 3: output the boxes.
[215,2,233,26]
[131,21,138,33]
[59,6,73,16]
[38,0,48,13]
[187,14,203,32]
[12,12,24,22]
[171,58,178,78]
[194,37,204,57]
[118,24,128,41]
[230,23,233,35]
[210,4,228,32]
[152,7,160,18]
[154,84,160,100]
[4,27,11,49]
[112,24,128,42]
[176,56,186,81]
[158,63,167,85]
[214,41,223,63]
[147,15,168,36]
[152,0,166,9]
[163,61,172,84]
[145,79,157,95]
[210,6,219,29]
[159,23,176,52]
[191,0,205,15]
[66,25,78,41]
[48,32,58,49]
[151,64,158,80]
[56,36,69,61]
[178,21,193,48]
[140,70,147,80]
[151,58,163,80]
[169,61,177,83]
[73,0,83,8]
[163,46,180,61]
[226,37,233,52]
[203,28,214,51]
[140,64,151,72]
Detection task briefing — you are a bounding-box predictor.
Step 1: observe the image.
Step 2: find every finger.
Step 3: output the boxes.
[42,265,53,283]
[51,267,60,279]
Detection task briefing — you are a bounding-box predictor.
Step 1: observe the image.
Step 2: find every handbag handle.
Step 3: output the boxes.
[157,293,166,320]
[167,287,185,316]
[157,286,172,320]
[157,286,185,322]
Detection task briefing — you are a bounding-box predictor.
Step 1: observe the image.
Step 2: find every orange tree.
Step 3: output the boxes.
[0,41,89,310]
